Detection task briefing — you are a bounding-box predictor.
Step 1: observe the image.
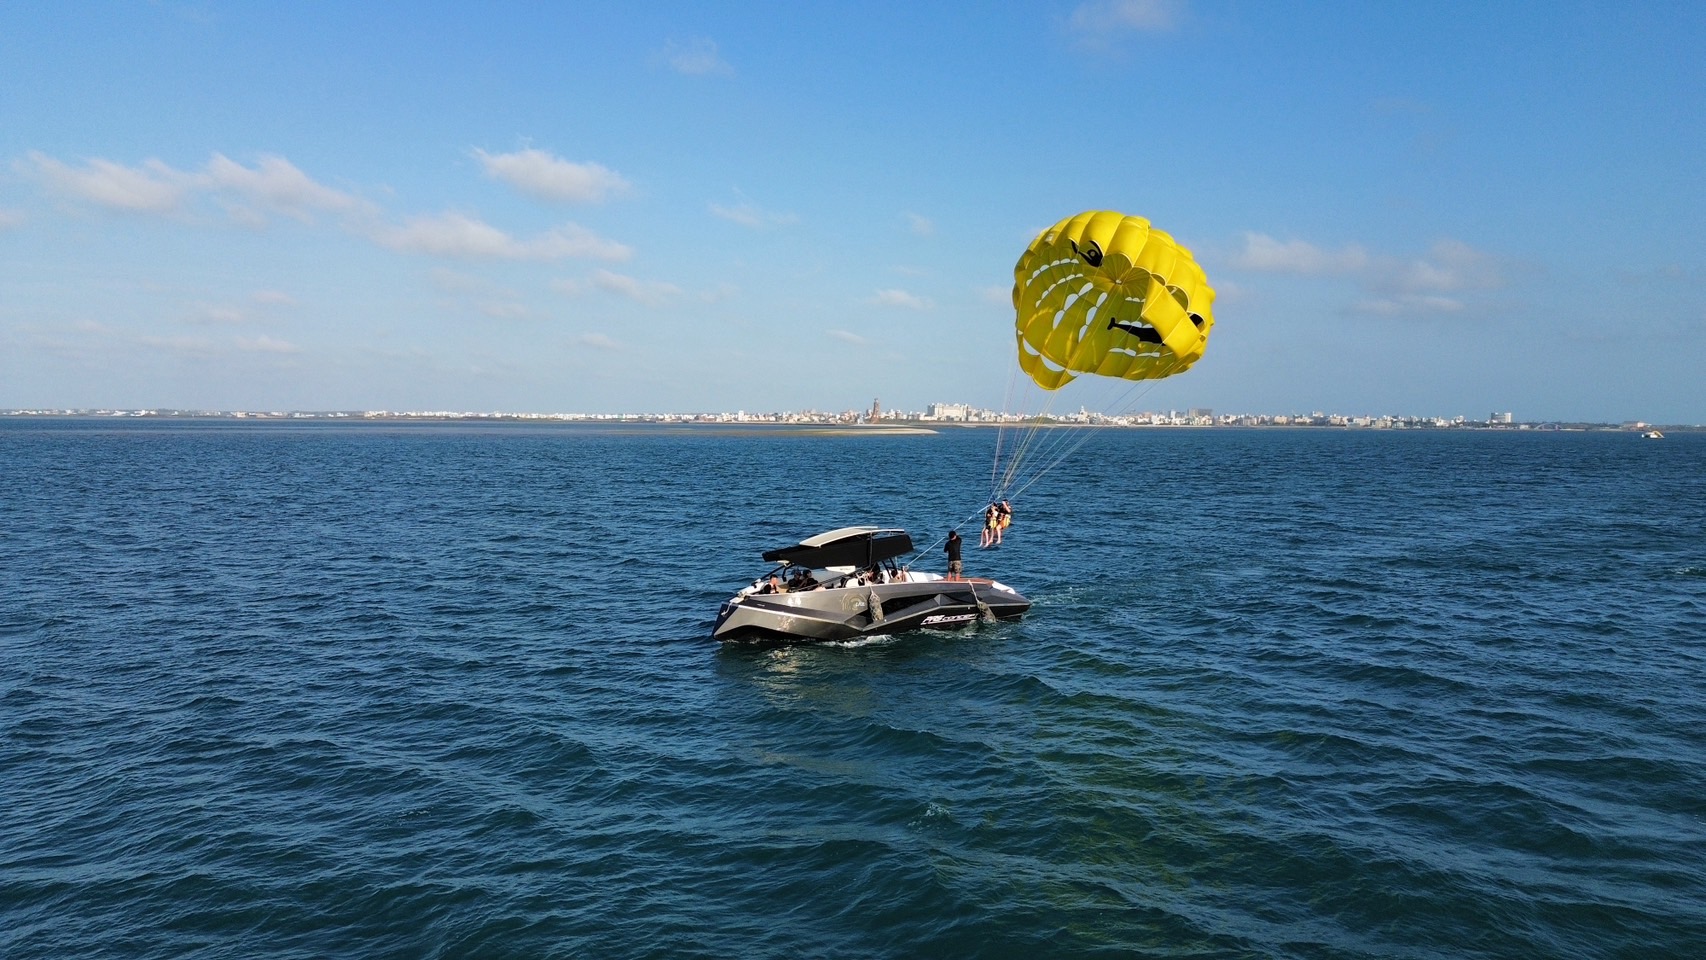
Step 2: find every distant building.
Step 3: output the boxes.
[1491,411,1514,423]
[927,403,969,421]
[871,398,882,421]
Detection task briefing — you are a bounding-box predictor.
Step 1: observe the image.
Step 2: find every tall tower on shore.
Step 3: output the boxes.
[871,398,882,421]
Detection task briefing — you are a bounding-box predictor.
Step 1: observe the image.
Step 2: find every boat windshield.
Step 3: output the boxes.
[749,557,906,594]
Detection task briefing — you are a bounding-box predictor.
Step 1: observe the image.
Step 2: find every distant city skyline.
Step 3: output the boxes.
[2,4,1702,421]
[5,403,1690,429]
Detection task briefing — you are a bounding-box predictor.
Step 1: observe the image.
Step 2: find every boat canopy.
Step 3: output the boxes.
[761,526,914,569]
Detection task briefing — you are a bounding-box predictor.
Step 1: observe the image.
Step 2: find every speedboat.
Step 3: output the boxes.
[711,526,1031,643]
[1642,430,1664,439]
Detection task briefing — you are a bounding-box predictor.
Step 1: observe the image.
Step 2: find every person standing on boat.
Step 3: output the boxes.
[946,530,963,580]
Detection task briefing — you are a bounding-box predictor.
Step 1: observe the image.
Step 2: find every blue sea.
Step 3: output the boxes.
[3,419,1703,959]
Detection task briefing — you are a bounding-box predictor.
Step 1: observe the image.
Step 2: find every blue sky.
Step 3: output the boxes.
[2,1,1702,421]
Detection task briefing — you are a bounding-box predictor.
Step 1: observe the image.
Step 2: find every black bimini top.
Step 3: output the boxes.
[761,526,913,569]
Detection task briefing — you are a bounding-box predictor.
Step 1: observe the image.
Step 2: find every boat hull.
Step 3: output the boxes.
[712,578,1030,644]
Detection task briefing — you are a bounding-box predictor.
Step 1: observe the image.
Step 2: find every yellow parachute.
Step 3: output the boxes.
[1012,210,1215,390]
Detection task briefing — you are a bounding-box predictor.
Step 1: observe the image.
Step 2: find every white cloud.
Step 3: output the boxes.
[1231,232,1370,274]
[189,304,248,325]
[1237,231,1505,318]
[123,328,301,357]
[20,149,646,268]
[1234,233,1503,296]
[590,269,683,306]
[979,284,1012,305]
[1393,259,1459,293]
[708,193,798,229]
[872,288,931,310]
[20,151,368,224]
[478,301,531,319]
[373,213,632,261]
[1070,0,1181,37]
[1421,295,1466,311]
[554,270,688,306]
[0,208,24,229]
[137,334,217,356]
[253,289,297,306]
[575,333,621,350]
[1351,296,1465,317]
[474,148,630,204]
[529,225,632,260]
[204,153,368,222]
[1349,299,1402,316]
[1390,239,1505,293]
[829,329,868,345]
[374,214,512,257]
[423,267,531,319]
[23,152,189,214]
[906,212,934,236]
[698,282,739,303]
[660,37,732,76]
[235,335,300,354]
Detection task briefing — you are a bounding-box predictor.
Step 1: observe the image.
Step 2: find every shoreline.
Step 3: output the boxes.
[2,413,1697,433]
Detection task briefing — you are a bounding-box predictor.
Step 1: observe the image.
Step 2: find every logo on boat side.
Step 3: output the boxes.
[921,613,977,626]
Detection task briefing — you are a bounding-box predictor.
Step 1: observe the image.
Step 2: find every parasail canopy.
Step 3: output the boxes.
[1012,210,1216,390]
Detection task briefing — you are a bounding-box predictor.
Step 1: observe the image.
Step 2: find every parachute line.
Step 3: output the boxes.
[989,376,1165,508]
[985,209,1213,530]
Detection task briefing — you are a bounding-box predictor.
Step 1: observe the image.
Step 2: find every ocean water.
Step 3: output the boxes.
[2,419,1703,959]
